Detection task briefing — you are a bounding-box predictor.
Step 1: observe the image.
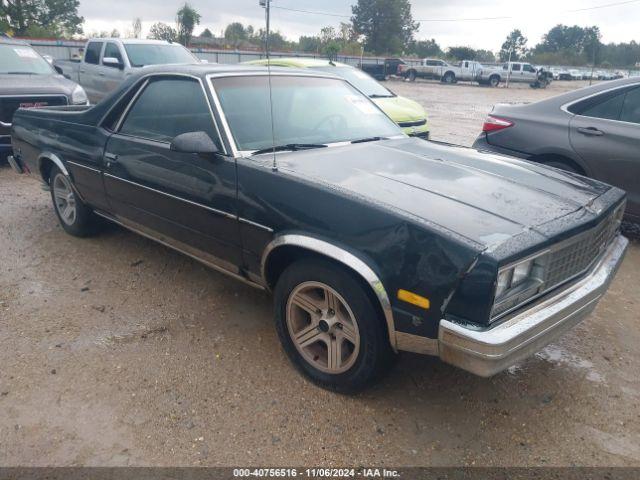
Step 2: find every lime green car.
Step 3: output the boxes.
[246,58,429,139]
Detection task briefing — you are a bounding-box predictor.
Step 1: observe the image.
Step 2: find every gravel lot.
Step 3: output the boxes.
[1,79,639,467]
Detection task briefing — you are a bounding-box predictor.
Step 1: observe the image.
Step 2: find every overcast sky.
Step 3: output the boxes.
[80,0,640,51]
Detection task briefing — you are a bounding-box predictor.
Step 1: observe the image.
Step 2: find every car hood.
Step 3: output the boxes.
[0,74,77,96]
[373,95,427,123]
[276,138,611,249]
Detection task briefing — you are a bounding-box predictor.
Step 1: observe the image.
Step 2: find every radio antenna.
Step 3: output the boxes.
[261,0,278,172]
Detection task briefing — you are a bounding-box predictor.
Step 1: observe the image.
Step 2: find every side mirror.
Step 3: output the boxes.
[170,131,219,156]
[103,57,124,70]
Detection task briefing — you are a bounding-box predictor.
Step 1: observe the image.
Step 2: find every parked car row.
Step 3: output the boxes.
[6,59,629,392]
[549,67,626,81]
[397,58,552,88]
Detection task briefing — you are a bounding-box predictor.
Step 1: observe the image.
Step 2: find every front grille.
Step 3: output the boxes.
[543,211,620,289]
[398,119,427,128]
[0,95,68,124]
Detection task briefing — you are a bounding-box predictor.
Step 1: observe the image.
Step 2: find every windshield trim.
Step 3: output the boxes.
[206,71,402,158]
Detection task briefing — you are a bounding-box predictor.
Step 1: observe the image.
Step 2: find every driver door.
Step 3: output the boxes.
[103,76,242,267]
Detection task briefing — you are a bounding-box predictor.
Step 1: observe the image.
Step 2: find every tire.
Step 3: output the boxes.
[408,70,416,82]
[443,72,455,84]
[49,166,99,237]
[489,75,500,87]
[274,258,395,393]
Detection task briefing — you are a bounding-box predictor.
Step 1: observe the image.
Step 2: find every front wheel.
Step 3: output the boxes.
[489,75,500,87]
[50,166,99,237]
[274,258,395,393]
[443,72,456,84]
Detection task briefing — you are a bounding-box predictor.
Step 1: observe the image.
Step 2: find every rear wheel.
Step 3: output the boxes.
[408,70,417,82]
[489,75,500,87]
[274,258,395,393]
[443,72,456,84]
[50,166,99,237]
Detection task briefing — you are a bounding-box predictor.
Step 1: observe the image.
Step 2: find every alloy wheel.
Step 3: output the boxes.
[52,174,77,226]
[286,281,361,374]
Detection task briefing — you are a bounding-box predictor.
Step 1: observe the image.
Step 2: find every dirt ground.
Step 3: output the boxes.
[1,79,639,467]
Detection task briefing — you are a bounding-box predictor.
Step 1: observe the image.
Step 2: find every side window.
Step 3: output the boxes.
[85,42,103,65]
[103,43,123,65]
[511,64,521,72]
[426,60,437,66]
[523,64,535,72]
[118,77,220,146]
[576,91,626,121]
[620,87,640,124]
[503,64,508,70]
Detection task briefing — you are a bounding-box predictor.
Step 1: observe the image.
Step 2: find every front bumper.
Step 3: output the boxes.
[438,234,628,377]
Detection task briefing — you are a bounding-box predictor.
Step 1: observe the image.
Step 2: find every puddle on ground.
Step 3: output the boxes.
[535,345,605,384]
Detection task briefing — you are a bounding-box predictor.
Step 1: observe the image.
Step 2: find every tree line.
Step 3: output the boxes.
[1,0,638,68]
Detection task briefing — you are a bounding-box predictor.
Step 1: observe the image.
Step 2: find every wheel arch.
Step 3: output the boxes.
[37,152,68,184]
[261,234,397,352]
[528,152,589,176]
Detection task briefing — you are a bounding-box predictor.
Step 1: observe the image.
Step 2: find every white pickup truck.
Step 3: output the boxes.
[398,59,546,87]
[54,38,201,103]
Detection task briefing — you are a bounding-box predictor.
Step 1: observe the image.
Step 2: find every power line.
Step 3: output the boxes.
[272,0,640,22]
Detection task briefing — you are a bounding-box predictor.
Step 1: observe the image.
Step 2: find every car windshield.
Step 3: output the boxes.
[212,75,402,152]
[310,66,394,98]
[0,44,54,75]
[124,44,197,67]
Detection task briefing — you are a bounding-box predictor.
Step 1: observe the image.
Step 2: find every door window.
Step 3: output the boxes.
[85,42,103,65]
[620,87,640,124]
[576,92,625,121]
[118,77,220,146]
[103,43,123,65]
[511,64,521,72]
[523,64,535,72]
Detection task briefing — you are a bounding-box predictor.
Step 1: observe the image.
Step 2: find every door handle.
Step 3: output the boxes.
[577,127,604,136]
[104,152,118,167]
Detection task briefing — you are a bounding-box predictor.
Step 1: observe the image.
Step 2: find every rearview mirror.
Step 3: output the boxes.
[170,131,219,156]
[103,57,123,70]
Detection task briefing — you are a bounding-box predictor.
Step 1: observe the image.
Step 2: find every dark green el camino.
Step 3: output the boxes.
[8,64,629,392]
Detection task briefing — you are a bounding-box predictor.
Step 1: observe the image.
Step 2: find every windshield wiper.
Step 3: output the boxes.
[251,143,328,156]
[351,136,388,144]
[369,94,395,98]
[5,71,38,75]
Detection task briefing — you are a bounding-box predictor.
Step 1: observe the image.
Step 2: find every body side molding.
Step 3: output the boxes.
[261,234,398,352]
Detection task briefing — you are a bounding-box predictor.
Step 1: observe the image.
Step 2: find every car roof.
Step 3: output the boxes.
[245,57,351,69]
[87,38,178,45]
[126,62,342,80]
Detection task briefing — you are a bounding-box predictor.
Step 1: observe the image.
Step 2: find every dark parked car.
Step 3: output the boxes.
[0,35,88,164]
[9,65,628,392]
[473,77,640,224]
[359,58,405,80]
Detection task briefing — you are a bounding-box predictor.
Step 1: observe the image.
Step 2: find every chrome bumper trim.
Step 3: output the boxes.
[438,234,628,377]
[0,121,11,128]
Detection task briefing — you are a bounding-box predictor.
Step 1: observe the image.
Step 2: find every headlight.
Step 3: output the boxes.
[71,85,88,105]
[492,254,547,320]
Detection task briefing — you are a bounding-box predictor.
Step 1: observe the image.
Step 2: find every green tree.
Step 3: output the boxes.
[200,27,213,38]
[1,0,83,37]
[409,38,442,58]
[176,2,200,46]
[351,0,419,55]
[324,40,340,62]
[110,28,120,38]
[499,29,527,62]
[298,35,321,52]
[475,49,496,63]
[224,22,246,45]
[447,46,476,61]
[148,22,177,42]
